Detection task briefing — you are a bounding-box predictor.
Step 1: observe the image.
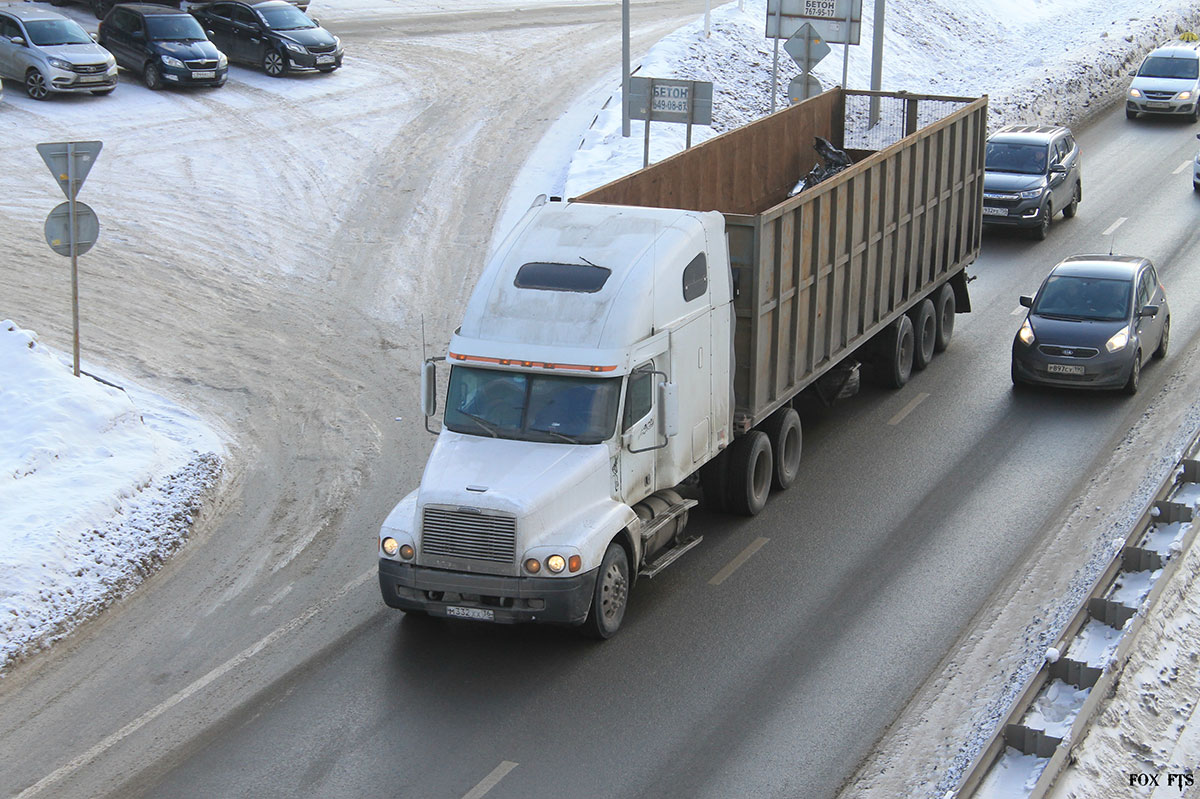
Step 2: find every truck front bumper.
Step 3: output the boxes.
[378,558,597,626]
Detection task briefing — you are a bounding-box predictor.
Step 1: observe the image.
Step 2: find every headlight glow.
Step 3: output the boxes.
[161,55,185,68]
[1106,325,1130,353]
[1180,91,1193,101]
[1018,318,1035,346]
[546,555,566,574]
[381,537,399,556]
[1129,87,1142,98]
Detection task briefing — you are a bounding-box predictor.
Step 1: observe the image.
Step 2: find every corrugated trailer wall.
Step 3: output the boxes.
[576,89,986,431]
[734,93,986,428]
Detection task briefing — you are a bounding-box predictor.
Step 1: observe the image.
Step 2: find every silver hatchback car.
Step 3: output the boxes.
[0,6,117,99]
[1012,255,1170,394]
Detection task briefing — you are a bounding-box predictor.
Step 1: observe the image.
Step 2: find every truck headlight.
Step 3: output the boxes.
[1106,325,1130,353]
[1018,318,1035,346]
[524,558,541,574]
[546,554,566,574]
[381,537,399,556]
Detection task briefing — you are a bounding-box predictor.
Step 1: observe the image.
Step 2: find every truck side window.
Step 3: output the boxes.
[682,254,707,302]
[622,366,654,432]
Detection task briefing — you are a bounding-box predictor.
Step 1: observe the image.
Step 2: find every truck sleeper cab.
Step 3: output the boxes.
[379,200,732,638]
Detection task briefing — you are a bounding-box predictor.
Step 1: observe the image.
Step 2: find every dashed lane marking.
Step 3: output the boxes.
[888,392,930,426]
[462,761,518,799]
[1102,217,1127,236]
[709,537,769,586]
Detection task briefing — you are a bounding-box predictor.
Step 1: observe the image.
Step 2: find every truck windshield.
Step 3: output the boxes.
[444,366,621,444]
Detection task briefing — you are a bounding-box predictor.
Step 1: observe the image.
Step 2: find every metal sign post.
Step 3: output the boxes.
[37,140,103,377]
[784,23,830,103]
[628,77,714,167]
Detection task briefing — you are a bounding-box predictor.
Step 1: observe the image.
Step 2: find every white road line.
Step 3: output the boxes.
[888,392,930,426]
[1173,160,1192,175]
[462,761,518,799]
[1102,217,1127,236]
[1011,306,1026,315]
[709,537,769,586]
[15,567,376,799]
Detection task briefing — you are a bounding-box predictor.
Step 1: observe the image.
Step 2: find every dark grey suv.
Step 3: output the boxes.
[982,125,1082,240]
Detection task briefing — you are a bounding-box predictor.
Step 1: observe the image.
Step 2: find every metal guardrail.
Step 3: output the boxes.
[954,430,1200,797]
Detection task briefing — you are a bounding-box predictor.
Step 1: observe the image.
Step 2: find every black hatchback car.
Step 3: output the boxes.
[1012,255,1170,394]
[982,125,1082,241]
[98,4,227,89]
[190,0,341,76]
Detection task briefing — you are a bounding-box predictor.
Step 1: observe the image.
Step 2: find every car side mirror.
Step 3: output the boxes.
[1049,163,1067,174]
[310,17,319,25]
[11,35,25,46]
[1019,295,1034,308]
[207,29,216,38]
[1139,305,1159,318]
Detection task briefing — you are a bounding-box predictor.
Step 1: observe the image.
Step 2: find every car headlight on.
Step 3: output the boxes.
[48,57,73,71]
[1017,186,1046,200]
[284,41,306,54]
[161,54,185,68]
[217,52,228,68]
[1106,325,1130,353]
[1129,87,1142,98]
[1180,90,1194,101]
[1018,318,1035,346]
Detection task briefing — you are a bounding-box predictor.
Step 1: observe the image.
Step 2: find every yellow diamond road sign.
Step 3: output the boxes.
[37,141,102,201]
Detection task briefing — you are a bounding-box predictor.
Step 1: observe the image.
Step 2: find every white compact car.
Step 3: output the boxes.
[0,5,117,99]
[1127,43,1200,120]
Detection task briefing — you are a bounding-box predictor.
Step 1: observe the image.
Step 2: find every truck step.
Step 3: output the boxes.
[640,535,703,579]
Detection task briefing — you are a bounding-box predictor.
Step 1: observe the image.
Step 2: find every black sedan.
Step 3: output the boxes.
[190,0,340,77]
[99,4,227,89]
[1011,255,1170,394]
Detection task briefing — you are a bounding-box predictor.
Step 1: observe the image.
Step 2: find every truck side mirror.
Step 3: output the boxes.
[659,381,678,437]
[420,359,437,419]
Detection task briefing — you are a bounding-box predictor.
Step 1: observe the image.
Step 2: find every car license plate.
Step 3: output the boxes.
[1046,363,1084,375]
[316,54,335,64]
[78,74,105,83]
[982,206,1007,216]
[192,70,216,79]
[1147,101,1169,109]
[447,606,494,621]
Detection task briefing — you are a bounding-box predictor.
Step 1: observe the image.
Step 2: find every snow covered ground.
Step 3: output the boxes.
[6,3,1200,793]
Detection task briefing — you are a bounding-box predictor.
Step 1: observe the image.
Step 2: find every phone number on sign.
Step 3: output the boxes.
[804,0,837,16]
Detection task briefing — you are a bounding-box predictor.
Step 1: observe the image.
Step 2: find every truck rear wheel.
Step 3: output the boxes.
[934,283,956,352]
[582,543,630,639]
[762,406,801,490]
[881,315,914,388]
[909,298,936,371]
[726,430,772,516]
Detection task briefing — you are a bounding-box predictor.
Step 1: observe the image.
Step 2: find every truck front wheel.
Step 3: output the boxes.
[726,430,773,516]
[582,543,630,639]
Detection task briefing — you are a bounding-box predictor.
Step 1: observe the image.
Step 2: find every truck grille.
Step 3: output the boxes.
[421,507,516,564]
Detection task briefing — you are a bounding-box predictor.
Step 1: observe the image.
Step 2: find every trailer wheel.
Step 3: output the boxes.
[934,283,956,353]
[909,298,936,371]
[881,315,914,389]
[762,406,802,490]
[726,430,773,516]
[582,543,630,639]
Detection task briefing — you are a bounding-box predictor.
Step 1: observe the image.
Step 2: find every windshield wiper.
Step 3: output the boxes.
[457,411,500,438]
[531,427,582,444]
[1037,312,1086,321]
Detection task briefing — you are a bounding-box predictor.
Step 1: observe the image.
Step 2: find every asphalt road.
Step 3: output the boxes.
[4,7,1200,799]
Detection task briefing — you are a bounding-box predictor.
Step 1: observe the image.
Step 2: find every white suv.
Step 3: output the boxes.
[1127,43,1200,120]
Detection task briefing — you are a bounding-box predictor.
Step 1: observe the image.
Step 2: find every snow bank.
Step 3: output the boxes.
[0,321,223,672]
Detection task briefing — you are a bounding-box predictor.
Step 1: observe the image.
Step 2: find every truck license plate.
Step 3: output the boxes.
[982,206,1007,216]
[1046,363,1084,375]
[447,606,494,621]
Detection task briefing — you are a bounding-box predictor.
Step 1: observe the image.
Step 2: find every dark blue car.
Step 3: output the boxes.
[98,4,227,90]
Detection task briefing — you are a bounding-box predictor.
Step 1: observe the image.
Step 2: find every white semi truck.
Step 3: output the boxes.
[379,89,987,637]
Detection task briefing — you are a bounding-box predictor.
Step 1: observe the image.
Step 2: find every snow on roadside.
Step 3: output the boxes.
[0,321,223,673]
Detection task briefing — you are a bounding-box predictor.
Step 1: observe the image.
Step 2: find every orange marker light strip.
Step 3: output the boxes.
[449,351,617,372]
